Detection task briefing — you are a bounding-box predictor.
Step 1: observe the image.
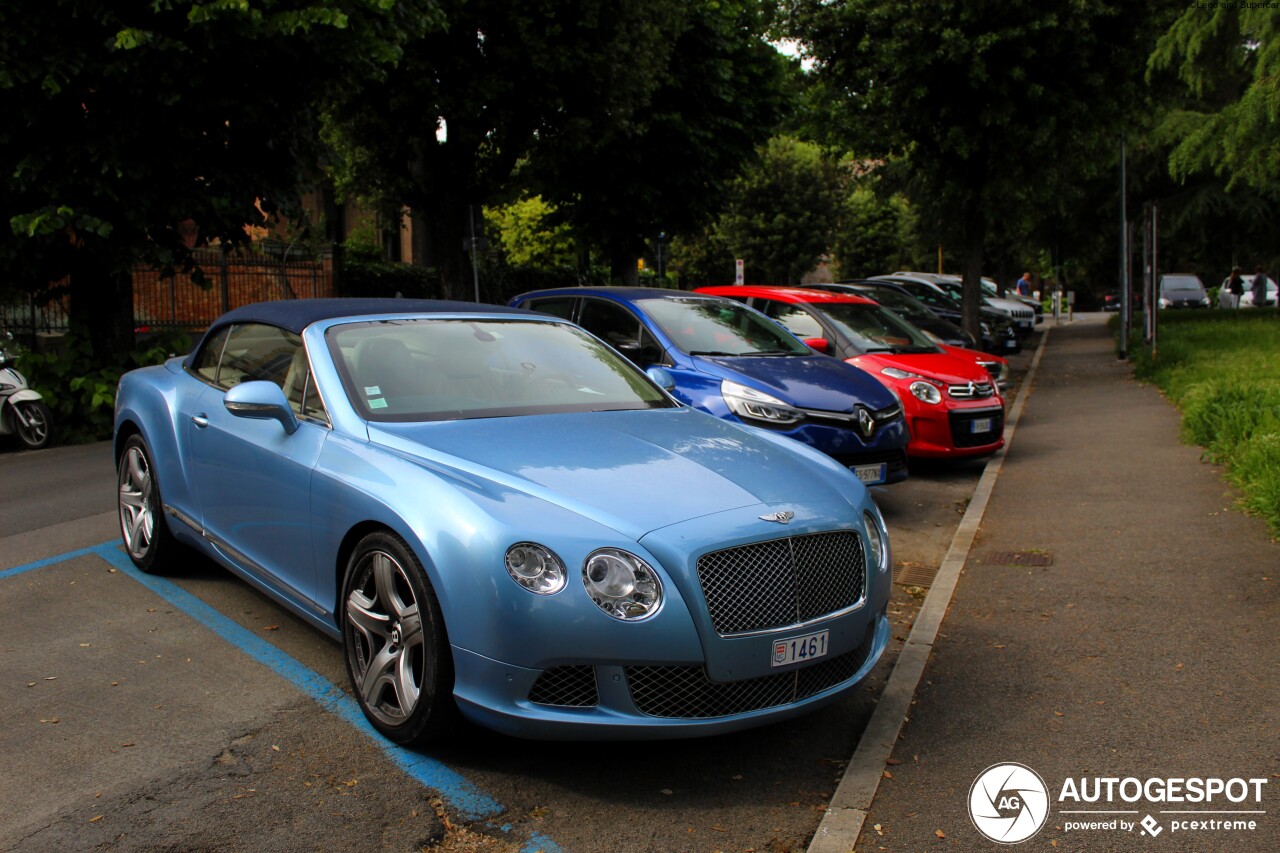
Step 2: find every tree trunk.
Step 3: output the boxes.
[70,254,134,363]
[961,194,987,345]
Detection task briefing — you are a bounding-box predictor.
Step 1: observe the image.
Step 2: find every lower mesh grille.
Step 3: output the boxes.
[625,624,876,719]
[528,665,599,707]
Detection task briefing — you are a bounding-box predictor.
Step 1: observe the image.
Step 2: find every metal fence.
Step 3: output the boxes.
[2,247,335,340]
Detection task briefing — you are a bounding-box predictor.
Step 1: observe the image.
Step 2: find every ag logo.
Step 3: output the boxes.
[968,762,1050,844]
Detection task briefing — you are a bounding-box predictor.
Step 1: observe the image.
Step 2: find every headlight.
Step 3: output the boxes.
[583,548,663,621]
[863,510,889,574]
[504,543,566,594]
[909,380,942,404]
[1158,298,1171,308]
[880,366,921,381]
[721,379,802,425]
[1200,296,1211,306]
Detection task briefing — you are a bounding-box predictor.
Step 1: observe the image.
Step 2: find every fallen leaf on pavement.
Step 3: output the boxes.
[935,828,946,838]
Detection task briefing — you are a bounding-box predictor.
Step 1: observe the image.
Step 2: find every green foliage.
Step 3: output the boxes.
[339,255,440,299]
[717,136,844,285]
[484,197,577,268]
[17,330,192,444]
[1131,312,1280,534]
[833,184,916,279]
[1149,8,1280,194]
[1,0,437,359]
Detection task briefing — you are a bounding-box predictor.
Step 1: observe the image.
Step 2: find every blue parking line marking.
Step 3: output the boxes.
[7,542,562,846]
[0,542,116,580]
[88,543,506,821]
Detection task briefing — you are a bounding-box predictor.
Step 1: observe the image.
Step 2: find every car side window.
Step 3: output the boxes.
[190,325,231,383]
[578,299,664,364]
[212,323,301,390]
[759,302,824,340]
[523,296,578,321]
[280,346,329,423]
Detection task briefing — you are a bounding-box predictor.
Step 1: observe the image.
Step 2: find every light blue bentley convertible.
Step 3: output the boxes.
[114,299,892,744]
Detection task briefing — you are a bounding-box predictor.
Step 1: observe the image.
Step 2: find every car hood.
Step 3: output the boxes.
[850,351,988,385]
[366,407,857,541]
[693,354,896,412]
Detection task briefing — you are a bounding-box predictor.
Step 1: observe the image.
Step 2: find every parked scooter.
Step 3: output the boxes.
[0,329,52,450]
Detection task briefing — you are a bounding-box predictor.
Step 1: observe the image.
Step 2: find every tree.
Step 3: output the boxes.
[717,136,844,285]
[484,196,577,268]
[1,0,434,360]
[833,182,918,279]
[1149,8,1280,195]
[326,0,686,294]
[532,0,790,283]
[787,0,1157,339]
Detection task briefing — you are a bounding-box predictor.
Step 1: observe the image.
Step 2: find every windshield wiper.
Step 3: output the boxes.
[743,349,794,356]
[688,350,738,356]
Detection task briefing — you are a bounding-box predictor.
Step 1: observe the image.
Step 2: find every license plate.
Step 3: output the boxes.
[773,630,829,667]
[852,463,887,485]
[971,417,992,433]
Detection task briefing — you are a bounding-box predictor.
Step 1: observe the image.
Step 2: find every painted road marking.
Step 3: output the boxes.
[3,540,561,852]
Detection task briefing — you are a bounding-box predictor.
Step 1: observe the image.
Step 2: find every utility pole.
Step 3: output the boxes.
[1118,140,1129,361]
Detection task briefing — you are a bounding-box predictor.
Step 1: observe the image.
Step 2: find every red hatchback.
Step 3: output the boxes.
[697,286,1005,458]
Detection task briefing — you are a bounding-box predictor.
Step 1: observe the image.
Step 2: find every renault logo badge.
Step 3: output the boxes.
[857,407,876,438]
[759,511,795,524]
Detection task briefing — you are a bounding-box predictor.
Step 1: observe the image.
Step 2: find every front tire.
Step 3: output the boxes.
[117,435,179,573]
[342,531,457,745]
[13,400,51,449]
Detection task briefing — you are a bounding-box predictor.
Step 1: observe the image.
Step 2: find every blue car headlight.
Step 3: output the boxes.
[505,542,567,594]
[583,548,663,621]
[863,510,889,574]
[721,379,803,425]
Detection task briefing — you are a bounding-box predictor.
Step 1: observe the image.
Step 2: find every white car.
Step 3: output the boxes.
[1219,275,1277,308]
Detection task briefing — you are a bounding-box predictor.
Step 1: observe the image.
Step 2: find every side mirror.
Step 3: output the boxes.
[224,380,299,434]
[645,366,677,392]
[804,337,830,353]
[617,339,663,365]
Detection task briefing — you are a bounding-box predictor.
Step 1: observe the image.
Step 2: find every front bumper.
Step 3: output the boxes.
[907,402,1005,458]
[450,611,890,740]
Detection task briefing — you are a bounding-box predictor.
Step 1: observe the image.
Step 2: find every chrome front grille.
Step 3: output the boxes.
[528,665,599,707]
[696,531,865,636]
[626,623,876,718]
[947,381,995,399]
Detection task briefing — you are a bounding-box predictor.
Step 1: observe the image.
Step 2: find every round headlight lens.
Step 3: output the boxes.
[909,380,942,404]
[863,510,888,574]
[583,548,663,621]
[504,542,566,594]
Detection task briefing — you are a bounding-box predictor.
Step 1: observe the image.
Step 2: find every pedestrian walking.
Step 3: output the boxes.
[1016,272,1032,297]
[1226,266,1245,308]
[1251,265,1269,308]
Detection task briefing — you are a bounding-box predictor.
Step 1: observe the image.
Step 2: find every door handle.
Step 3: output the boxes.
[191,413,209,428]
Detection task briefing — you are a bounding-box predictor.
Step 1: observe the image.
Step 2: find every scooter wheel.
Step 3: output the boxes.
[13,400,51,450]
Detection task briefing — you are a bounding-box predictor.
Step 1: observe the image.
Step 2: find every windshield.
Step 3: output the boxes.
[639,297,812,357]
[328,318,673,422]
[857,288,937,324]
[818,302,941,354]
[1160,276,1204,293]
[897,282,960,312]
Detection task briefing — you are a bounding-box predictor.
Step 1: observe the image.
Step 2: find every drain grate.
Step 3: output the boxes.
[982,550,1054,567]
[894,561,938,588]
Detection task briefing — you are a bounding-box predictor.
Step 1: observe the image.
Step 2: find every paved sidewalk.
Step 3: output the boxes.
[857,315,1278,851]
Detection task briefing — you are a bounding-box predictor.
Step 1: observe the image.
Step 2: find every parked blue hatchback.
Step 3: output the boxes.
[509,287,909,485]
